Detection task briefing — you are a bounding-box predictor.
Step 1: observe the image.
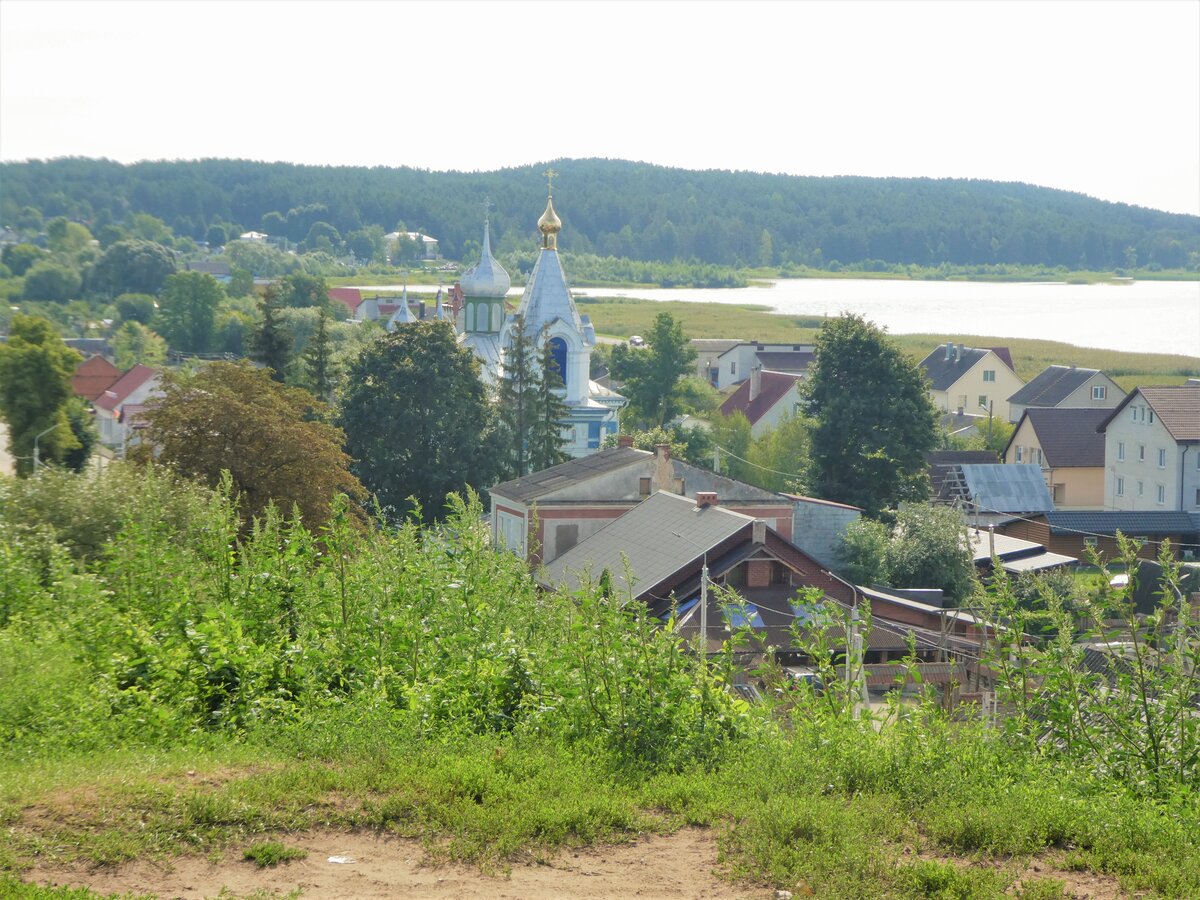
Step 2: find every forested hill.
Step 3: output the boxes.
[3,157,1197,270]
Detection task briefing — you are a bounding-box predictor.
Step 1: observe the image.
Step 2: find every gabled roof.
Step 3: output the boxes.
[72,354,121,401]
[920,345,989,391]
[987,347,1015,371]
[1045,510,1200,537]
[1016,407,1109,468]
[754,350,814,374]
[491,447,649,502]
[328,287,364,314]
[719,371,801,425]
[960,463,1055,513]
[927,450,998,496]
[1008,365,1103,406]
[94,364,158,412]
[1098,386,1200,442]
[691,338,742,355]
[542,491,757,598]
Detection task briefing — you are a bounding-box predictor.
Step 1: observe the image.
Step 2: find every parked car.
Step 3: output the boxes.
[628,335,645,347]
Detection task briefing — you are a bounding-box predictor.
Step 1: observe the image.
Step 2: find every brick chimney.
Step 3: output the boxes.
[750,366,762,402]
[650,443,674,493]
[695,491,718,507]
[752,520,767,544]
[617,434,634,448]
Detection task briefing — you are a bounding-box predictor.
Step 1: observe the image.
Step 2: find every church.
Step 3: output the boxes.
[457,186,625,457]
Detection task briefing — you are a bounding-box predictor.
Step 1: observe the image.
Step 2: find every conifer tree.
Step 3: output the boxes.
[304,306,335,400]
[253,286,291,382]
[529,339,569,471]
[497,316,536,478]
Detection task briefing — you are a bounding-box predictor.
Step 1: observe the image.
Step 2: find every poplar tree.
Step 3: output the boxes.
[529,340,570,471]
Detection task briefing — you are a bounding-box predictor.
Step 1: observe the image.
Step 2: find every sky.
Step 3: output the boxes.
[2,0,1198,217]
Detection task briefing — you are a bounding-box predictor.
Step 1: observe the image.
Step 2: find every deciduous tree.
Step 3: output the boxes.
[112,321,168,370]
[90,239,177,297]
[0,314,82,475]
[141,362,364,525]
[339,321,500,523]
[156,271,223,353]
[609,312,697,428]
[21,261,82,303]
[805,314,937,515]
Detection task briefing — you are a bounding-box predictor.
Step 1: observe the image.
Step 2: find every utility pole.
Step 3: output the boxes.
[32,421,63,475]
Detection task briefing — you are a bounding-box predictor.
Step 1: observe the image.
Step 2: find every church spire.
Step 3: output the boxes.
[538,168,562,250]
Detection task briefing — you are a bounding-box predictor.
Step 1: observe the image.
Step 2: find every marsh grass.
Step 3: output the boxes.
[577,296,1200,383]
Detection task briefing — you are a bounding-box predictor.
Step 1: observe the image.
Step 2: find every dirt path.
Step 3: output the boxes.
[24,827,774,900]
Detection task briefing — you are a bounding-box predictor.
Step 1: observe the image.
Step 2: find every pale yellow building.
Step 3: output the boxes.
[919,343,1024,424]
[1003,408,1108,509]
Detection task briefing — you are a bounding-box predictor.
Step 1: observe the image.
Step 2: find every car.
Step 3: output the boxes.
[628,335,645,347]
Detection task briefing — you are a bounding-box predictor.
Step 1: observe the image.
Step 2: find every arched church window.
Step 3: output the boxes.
[547,337,568,390]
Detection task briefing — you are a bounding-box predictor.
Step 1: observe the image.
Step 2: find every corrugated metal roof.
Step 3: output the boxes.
[1046,510,1200,536]
[960,463,1055,513]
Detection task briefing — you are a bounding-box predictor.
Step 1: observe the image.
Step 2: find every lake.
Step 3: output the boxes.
[352,278,1200,357]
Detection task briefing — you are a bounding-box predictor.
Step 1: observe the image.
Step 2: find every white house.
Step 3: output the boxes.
[1099,385,1200,512]
[1006,365,1125,423]
[93,364,161,454]
[919,342,1024,424]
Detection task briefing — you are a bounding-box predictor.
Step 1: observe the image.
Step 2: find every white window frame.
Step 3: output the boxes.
[1138,444,1146,462]
[1016,446,1024,463]
[1158,448,1167,469]
[1116,476,1125,496]
[978,395,988,409]
[1137,480,1144,497]
[1117,442,1125,462]
[1092,385,1106,400]
[1156,484,1166,505]
[983,370,996,383]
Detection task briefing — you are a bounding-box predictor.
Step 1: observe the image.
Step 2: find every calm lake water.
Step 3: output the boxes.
[354,279,1200,357]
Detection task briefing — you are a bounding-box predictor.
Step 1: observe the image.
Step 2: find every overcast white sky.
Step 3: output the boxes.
[2,0,1198,216]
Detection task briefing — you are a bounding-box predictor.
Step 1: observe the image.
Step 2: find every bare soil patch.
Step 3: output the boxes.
[23,827,774,899]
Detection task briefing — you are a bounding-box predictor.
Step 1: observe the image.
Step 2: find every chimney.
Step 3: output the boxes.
[944,342,953,361]
[617,434,634,448]
[696,491,718,507]
[650,444,674,493]
[954,343,963,362]
[750,366,763,402]
[752,520,767,544]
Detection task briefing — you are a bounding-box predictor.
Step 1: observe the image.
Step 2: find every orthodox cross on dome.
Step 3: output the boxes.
[482,195,493,222]
[538,169,562,250]
[543,168,558,197]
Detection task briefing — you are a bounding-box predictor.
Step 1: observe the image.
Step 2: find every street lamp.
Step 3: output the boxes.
[32,421,63,475]
[670,530,710,658]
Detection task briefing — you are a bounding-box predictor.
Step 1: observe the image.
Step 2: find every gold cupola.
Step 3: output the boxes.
[538,196,562,250]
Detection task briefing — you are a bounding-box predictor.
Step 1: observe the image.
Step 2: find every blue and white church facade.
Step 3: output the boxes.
[458,191,625,457]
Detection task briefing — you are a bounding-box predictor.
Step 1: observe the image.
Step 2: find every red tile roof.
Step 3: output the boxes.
[328,287,363,313]
[72,355,121,401]
[95,365,158,412]
[719,371,801,425]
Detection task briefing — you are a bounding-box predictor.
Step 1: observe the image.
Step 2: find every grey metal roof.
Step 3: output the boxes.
[919,345,990,391]
[490,447,649,502]
[1022,407,1109,468]
[927,451,998,497]
[541,491,756,598]
[960,463,1055,513]
[1046,510,1200,536]
[1008,365,1099,406]
[754,350,814,373]
[512,247,584,340]
[459,219,511,299]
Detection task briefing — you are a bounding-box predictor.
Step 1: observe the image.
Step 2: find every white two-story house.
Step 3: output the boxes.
[1099,386,1200,512]
[919,343,1024,425]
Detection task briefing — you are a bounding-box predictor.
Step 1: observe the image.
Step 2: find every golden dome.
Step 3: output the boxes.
[538,196,562,249]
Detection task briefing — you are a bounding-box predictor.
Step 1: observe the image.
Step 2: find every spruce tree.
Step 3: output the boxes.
[252,287,291,382]
[304,306,335,400]
[497,316,536,478]
[529,339,570,471]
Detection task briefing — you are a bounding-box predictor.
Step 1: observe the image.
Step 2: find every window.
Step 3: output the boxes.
[1084,537,1098,549]
[587,421,601,449]
[730,361,736,375]
[1092,385,1107,400]
[1195,488,1200,505]
[1052,483,1065,503]
[639,477,651,498]
[1116,477,1125,496]
[1117,442,1125,461]
[978,395,988,409]
[983,369,996,382]
[1016,446,1024,462]
[1137,480,1144,497]
[1131,407,1138,422]
[1035,448,1044,466]
[1157,484,1166,505]
[1138,444,1146,462]
[1158,448,1166,469]
[1149,410,1154,424]
[555,523,579,555]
